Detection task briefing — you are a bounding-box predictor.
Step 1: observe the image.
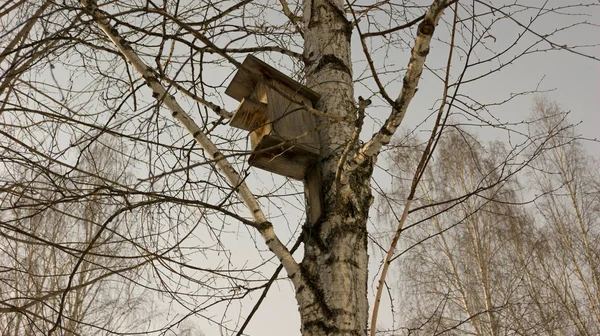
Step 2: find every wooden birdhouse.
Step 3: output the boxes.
[226,55,323,224]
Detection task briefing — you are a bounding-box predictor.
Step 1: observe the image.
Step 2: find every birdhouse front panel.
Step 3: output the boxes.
[248,133,320,180]
[229,97,267,132]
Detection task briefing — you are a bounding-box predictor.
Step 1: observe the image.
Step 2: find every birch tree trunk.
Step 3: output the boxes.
[299,0,373,334]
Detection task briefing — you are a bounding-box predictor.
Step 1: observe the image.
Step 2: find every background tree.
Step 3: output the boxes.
[525,98,600,334]
[385,99,599,335]
[0,0,598,335]
[0,141,151,335]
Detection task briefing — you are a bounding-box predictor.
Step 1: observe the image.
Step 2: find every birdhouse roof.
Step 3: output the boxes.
[225,55,320,103]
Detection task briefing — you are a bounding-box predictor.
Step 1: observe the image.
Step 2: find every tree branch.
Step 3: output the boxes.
[345,0,455,174]
[362,13,425,38]
[368,1,458,333]
[0,1,51,65]
[79,0,302,294]
[160,75,233,119]
[278,0,304,36]
[335,97,370,207]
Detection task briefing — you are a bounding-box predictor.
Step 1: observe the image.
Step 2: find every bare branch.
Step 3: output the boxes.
[345,0,453,174]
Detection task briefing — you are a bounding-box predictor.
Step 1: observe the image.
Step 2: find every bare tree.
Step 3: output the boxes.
[383,127,534,335]
[385,99,599,335]
[0,141,151,335]
[0,0,598,335]
[526,98,600,335]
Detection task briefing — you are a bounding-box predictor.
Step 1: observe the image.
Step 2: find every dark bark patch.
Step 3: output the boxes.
[313,54,351,76]
[347,201,356,217]
[308,0,319,28]
[302,222,327,251]
[298,263,333,318]
[256,221,272,232]
[323,223,366,248]
[381,127,393,137]
[343,25,353,42]
[303,320,339,335]
[418,19,435,36]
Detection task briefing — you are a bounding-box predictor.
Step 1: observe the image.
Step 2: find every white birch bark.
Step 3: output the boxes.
[298,0,450,334]
[299,0,372,334]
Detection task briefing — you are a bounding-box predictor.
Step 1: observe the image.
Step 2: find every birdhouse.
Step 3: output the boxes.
[225,55,321,180]
[226,55,323,224]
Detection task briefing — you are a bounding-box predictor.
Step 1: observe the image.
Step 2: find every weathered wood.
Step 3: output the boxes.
[250,81,268,103]
[225,55,320,103]
[229,97,268,132]
[265,80,320,152]
[226,55,324,225]
[304,165,323,225]
[226,55,321,180]
[248,134,319,180]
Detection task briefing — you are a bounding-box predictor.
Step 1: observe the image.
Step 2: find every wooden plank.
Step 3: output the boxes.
[229,97,268,131]
[224,59,257,102]
[304,166,324,226]
[250,126,271,151]
[225,55,320,103]
[265,80,320,153]
[249,135,319,180]
[250,82,268,103]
